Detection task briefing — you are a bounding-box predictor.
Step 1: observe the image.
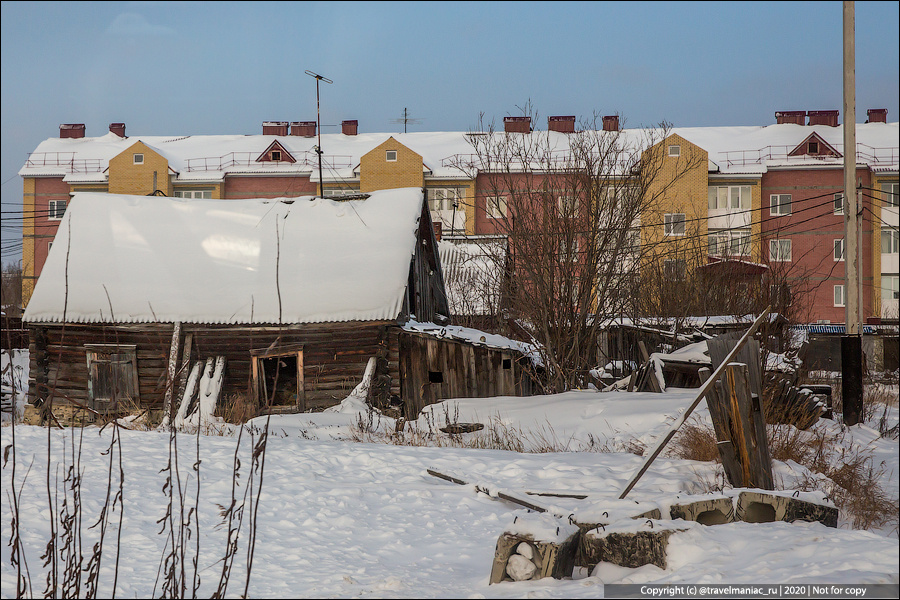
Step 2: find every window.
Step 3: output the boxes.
[668,145,681,157]
[834,285,845,307]
[709,229,750,256]
[664,213,685,236]
[270,150,282,161]
[85,344,139,411]
[173,190,213,199]
[557,194,577,216]
[133,153,144,165]
[834,238,845,261]
[882,276,899,302]
[770,194,792,216]
[708,186,751,210]
[558,239,579,262]
[486,196,507,219]
[770,239,792,262]
[48,199,67,220]
[834,193,844,215]
[250,344,305,410]
[385,150,397,162]
[427,188,462,211]
[883,229,900,254]
[664,259,686,280]
[883,182,899,208]
[808,141,819,154]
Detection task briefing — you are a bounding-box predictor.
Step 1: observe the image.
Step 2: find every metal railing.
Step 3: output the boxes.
[24,152,103,173]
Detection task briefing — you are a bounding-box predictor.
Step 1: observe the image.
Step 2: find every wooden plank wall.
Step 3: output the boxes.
[399,331,536,419]
[28,321,402,412]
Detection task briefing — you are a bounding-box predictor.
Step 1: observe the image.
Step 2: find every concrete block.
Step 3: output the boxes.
[666,494,735,525]
[488,514,580,584]
[579,519,693,570]
[735,490,838,527]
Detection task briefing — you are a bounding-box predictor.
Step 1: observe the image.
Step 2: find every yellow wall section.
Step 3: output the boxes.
[108,142,172,196]
[642,134,709,255]
[359,138,424,193]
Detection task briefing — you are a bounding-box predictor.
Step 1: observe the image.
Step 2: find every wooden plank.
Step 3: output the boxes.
[723,363,774,490]
[698,367,743,486]
[708,337,762,401]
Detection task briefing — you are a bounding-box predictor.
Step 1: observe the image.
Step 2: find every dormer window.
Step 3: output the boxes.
[255,141,296,164]
[386,150,398,162]
[133,153,144,165]
[271,150,282,161]
[808,141,819,154]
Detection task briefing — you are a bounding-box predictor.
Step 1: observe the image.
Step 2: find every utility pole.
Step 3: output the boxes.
[841,0,863,425]
[305,70,333,197]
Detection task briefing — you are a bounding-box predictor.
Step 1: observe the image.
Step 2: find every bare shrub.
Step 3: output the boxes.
[669,418,720,463]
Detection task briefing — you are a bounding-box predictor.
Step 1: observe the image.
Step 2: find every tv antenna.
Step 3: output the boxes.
[390,107,423,133]
[305,70,332,197]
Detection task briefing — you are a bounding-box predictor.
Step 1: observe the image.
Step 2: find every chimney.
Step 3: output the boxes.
[59,123,86,139]
[807,110,839,127]
[503,116,531,133]
[109,122,126,137]
[548,116,575,133]
[291,121,316,137]
[602,115,620,132]
[262,121,289,136]
[342,120,358,136]
[775,110,806,125]
[866,108,888,123]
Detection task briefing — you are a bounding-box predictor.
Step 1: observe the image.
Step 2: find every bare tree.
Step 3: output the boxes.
[1,261,23,317]
[447,108,704,391]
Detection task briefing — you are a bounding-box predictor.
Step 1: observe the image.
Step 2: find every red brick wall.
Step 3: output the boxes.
[32,177,70,277]
[761,167,874,322]
[223,175,316,199]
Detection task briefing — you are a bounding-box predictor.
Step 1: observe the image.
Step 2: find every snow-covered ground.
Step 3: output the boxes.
[2,370,898,597]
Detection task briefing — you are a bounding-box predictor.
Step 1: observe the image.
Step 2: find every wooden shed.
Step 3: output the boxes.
[23,189,538,420]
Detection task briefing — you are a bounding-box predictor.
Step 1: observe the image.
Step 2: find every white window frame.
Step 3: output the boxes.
[834,193,844,215]
[882,229,900,255]
[173,190,213,199]
[664,213,686,236]
[48,199,67,221]
[834,284,845,307]
[485,195,507,219]
[427,187,462,212]
[769,238,792,262]
[834,238,845,261]
[770,194,792,216]
[708,185,751,210]
[270,150,282,161]
[882,182,899,208]
[668,145,681,157]
[133,153,144,165]
[385,150,398,162]
[882,275,899,302]
[557,194,577,216]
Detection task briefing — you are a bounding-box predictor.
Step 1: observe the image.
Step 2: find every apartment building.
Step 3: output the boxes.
[18,112,899,323]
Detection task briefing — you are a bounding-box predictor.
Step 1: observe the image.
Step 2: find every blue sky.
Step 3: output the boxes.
[2,1,898,264]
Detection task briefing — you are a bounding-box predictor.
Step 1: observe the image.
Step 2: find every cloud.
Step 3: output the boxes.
[106,13,176,37]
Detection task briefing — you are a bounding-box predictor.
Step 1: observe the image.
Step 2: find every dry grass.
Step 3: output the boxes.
[216,392,257,425]
[671,411,899,532]
[348,403,646,455]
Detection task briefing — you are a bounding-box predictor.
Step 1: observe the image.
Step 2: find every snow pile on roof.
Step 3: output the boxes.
[24,189,425,324]
[402,319,541,365]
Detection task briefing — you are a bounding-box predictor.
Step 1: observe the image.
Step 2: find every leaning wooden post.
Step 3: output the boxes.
[618,308,770,499]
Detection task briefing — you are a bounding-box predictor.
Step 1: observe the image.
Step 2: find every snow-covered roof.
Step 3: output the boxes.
[438,239,506,316]
[23,189,426,325]
[19,122,898,182]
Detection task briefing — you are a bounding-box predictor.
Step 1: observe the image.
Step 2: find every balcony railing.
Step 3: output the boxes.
[25,152,103,173]
[184,151,352,172]
[719,143,899,168]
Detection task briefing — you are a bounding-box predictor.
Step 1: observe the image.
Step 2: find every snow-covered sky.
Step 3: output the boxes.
[1,1,899,265]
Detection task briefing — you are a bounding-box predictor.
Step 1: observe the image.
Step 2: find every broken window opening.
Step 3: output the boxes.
[251,344,305,411]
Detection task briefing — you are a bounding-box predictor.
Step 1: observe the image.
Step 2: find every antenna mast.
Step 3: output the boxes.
[390,107,423,133]
[305,70,333,197]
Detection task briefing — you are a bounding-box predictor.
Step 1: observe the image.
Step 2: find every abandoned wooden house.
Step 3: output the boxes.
[22,189,537,421]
